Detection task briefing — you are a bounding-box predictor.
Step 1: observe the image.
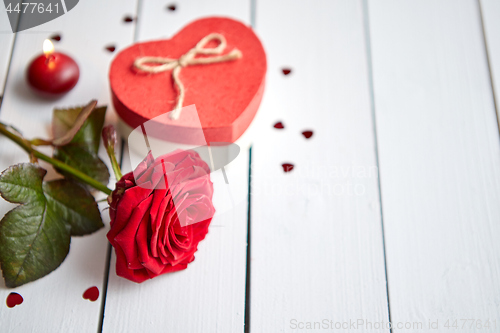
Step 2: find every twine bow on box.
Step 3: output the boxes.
[133,33,243,120]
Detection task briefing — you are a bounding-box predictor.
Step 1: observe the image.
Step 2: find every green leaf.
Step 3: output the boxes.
[52,100,97,147]
[0,163,103,288]
[53,104,106,154]
[53,145,110,186]
[52,104,110,187]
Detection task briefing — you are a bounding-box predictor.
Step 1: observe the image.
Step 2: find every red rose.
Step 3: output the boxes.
[107,149,215,283]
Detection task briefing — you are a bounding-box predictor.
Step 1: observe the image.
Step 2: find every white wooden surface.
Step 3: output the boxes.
[250,0,389,332]
[368,0,500,332]
[481,0,500,129]
[102,1,251,332]
[0,0,137,331]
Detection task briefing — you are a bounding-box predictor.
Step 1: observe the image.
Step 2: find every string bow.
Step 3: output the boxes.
[134,33,242,120]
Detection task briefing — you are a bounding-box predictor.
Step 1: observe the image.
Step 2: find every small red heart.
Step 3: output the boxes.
[302,130,313,139]
[282,163,294,173]
[110,17,267,144]
[50,34,61,42]
[83,286,99,302]
[274,121,284,129]
[167,4,176,11]
[123,16,134,23]
[106,45,116,53]
[6,292,23,308]
[282,68,291,75]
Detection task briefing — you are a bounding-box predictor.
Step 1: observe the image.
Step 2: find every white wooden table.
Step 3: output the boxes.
[1,0,500,332]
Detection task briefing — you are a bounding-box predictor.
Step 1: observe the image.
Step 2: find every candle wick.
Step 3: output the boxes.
[45,54,54,65]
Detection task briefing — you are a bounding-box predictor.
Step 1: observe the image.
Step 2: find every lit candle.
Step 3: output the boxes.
[26,39,80,95]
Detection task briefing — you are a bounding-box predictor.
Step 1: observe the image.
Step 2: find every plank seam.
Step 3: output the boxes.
[245,5,255,330]
[0,33,16,107]
[244,146,252,333]
[133,0,143,45]
[98,140,125,333]
[250,0,256,28]
[97,243,112,333]
[0,31,19,108]
[361,1,393,331]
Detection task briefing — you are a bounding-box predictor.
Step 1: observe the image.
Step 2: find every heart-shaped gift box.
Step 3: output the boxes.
[109,17,266,146]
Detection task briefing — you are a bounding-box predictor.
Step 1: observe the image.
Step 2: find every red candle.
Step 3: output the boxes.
[27,39,79,95]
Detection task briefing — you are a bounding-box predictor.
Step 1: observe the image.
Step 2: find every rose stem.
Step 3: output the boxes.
[0,122,112,195]
[101,125,122,180]
[107,149,122,180]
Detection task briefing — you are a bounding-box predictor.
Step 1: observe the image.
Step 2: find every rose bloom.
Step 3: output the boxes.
[107,149,215,283]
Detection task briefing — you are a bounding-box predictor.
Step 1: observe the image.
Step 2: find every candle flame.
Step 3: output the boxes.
[43,39,54,55]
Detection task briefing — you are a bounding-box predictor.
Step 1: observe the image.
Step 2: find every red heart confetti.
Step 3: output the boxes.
[105,45,116,53]
[6,292,23,308]
[50,34,61,42]
[167,4,176,11]
[282,68,291,75]
[123,16,134,23]
[273,121,284,129]
[302,130,313,139]
[83,286,99,302]
[282,163,294,173]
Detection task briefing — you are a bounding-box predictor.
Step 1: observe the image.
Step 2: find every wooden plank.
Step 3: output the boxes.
[480,0,500,130]
[250,0,389,332]
[0,8,15,94]
[0,0,137,331]
[135,0,250,41]
[102,1,251,332]
[367,0,500,331]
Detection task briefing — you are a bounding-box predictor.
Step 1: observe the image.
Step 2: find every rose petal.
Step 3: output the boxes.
[150,192,171,258]
[107,185,153,243]
[166,225,193,265]
[177,194,215,226]
[136,214,166,275]
[159,262,188,275]
[136,161,175,189]
[154,149,200,169]
[114,196,152,269]
[176,175,214,199]
[114,243,150,283]
[134,151,155,177]
[159,201,179,259]
[174,153,202,171]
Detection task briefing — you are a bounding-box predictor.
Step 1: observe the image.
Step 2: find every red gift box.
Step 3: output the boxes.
[109,17,267,145]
